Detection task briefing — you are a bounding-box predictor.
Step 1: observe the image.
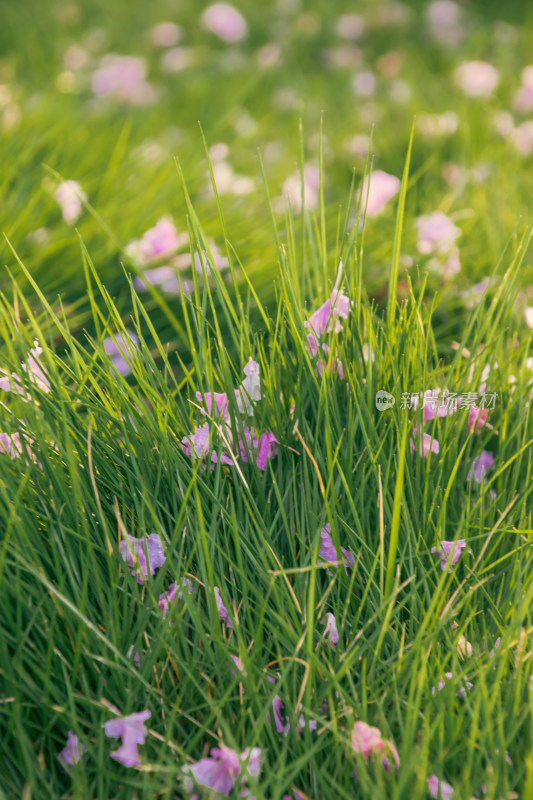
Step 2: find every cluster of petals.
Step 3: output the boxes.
[58,730,86,767]
[359,170,400,217]
[351,721,400,771]
[304,289,351,377]
[238,426,279,470]
[319,523,354,574]
[196,359,261,420]
[54,180,87,225]
[126,217,187,267]
[127,218,191,295]
[201,3,248,43]
[120,533,166,583]
[184,744,260,797]
[431,539,466,571]
[453,61,499,97]
[185,361,278,471]
[92,54,155,104]
[182,422,234,469]
[103,710,151,767]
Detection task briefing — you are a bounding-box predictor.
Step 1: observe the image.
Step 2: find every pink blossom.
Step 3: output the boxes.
[467,450,494,483]
[513,66,533,113]
[416,211,461,256]
[120,533,166,583]
[196,360,261,421]
[214,586,232,628]
[184,744,261,796]
[238,426,278,470]
[196,390,230,419]
[359,170,400,217]
[182,423,234,469]
[419,390,459,423]
[431,540,466,571]
[351,721,400,770]
[58,731,86,767]
[54,180,87,225]
[427,775,454,799]
[453,61,499,97]
[103,710,151,767]
[468,406,488,433]
[92,55,155,104]
[525,307,533,328]
[319,523,354,573]
[126,217,186,266]
[201,4,247,43]
[410,427,440,457]
[305,290,351,339]
[159,579,193,621]
[322,612,339,647]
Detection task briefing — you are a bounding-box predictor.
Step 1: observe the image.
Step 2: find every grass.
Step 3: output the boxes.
[1,153,532,798]
[1,1,533,798]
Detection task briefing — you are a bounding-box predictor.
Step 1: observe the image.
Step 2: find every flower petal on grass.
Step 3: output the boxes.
[427,775,455,799]
[431,539,466,571]
[183,744,260,796]
[351,721,399,770]
[214,586,232,628]
[159,579,193,621]
[467,450,494,483]
[319,523,354,573]
[103,710,151,767]
[58,730,86,767]
[120,533,166,583]
[238,426,278,469]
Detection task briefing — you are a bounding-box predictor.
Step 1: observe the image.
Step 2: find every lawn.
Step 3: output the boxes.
[0,1,532,799]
